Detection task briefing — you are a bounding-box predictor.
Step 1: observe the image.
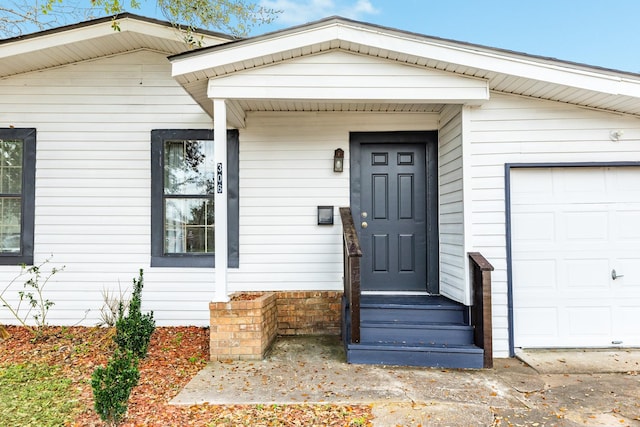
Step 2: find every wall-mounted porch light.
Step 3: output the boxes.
[333,148,344,172]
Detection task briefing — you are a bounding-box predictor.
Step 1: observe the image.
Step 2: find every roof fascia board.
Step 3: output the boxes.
[0,22,118,59]
[172,24,339,77]
[172,20,640,99]
[337,25,640,97]
[0,17,223,60]
[122,18,231,45]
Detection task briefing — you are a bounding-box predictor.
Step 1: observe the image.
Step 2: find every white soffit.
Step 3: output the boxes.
[0,14,232,78]
[171,17,640,117]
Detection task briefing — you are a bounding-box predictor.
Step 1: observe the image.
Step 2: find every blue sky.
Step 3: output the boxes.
[252,0,640,73]
[53,0,640,74]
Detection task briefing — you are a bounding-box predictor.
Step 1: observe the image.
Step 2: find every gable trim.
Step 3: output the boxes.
[171,18,640,118]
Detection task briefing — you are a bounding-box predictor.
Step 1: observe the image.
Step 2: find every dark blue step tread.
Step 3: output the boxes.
[346,346,484,368]
[361,321,471,329]
[360,311,466,323]
[360,295,463,307]
[360,341,476,354]
[347,342,483,354]
[360,302,463,310]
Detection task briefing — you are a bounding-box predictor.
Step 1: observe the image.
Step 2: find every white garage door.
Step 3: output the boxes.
[511,166,640,348]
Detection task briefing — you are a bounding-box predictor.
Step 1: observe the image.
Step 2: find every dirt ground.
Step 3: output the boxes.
[0,326,372,426]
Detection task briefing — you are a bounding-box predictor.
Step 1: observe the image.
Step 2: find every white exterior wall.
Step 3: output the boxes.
[229,111,439,292]
[0,50,215,326]
[5,43,638,356]
[0,52,438,328]
[467,93,640,357]
[437,105,468,304]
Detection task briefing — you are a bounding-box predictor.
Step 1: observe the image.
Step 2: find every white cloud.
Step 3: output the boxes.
[260,0,380,26]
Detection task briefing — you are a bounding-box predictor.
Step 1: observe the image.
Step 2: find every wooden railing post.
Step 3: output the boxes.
[468,252,494,368]
[340,207,362,344]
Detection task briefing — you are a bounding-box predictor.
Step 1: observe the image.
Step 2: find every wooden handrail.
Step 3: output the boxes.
[468,252,494,368]
[339,207,362,344]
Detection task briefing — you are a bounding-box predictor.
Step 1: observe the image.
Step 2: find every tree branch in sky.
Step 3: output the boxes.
[0,0,280,38]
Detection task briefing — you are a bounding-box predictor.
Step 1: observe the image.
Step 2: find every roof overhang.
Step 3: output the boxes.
[170,17,640,121]
[0,13,233,78]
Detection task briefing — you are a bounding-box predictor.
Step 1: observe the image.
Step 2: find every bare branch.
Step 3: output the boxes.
[0,0,101,37]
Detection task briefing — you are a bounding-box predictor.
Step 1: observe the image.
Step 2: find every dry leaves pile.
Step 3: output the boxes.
[0,326,372,426]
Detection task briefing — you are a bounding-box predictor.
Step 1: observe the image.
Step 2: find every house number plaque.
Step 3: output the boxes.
[217,163,223,193]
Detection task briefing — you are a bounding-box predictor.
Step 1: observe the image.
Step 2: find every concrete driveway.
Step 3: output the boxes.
[171,336,640,426]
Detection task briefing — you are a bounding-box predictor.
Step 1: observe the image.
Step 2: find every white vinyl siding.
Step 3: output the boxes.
[437,105,467,303]
[208,50,489,103]
[0,59,437,327]
[466,93,640,357]
[230,111,439,292]
[0,50,215,326]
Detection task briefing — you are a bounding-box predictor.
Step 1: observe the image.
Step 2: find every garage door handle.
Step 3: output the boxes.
[611,269,624,280]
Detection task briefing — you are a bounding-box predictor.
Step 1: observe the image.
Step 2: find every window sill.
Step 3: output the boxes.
[150,255,238,268]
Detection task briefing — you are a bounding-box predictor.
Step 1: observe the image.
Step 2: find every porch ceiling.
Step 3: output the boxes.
[234,100,445,113]
[171,17,640,120]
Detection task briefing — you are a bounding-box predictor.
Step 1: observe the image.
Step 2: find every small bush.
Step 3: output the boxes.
[114,269,155,358]
[91,349,140,426]
[97,284,129,328]
[0,256,64,340]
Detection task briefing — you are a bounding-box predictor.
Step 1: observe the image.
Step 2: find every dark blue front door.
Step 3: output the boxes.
[350,132,438,293]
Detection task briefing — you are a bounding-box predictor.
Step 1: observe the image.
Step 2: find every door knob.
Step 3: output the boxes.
[611,269,624,280]
[361,221,368,228]
[361,212,368,218]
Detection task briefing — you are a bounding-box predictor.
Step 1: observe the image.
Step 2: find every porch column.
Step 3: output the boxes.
[213,98,229,302]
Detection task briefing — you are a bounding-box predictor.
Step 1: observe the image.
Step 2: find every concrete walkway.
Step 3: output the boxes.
[171,336,640,426]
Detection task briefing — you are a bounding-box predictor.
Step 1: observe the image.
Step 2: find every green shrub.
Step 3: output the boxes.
[114,269,155,358]
[91,349,140,426]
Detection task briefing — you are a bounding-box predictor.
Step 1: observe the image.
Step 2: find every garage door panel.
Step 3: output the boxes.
[514,307,558,342]
[614,211,640,240]
[511,166,640,348]
[512,212,554,241]
[513,259,556,289]
[567,306,611,337]
[564,259,609,288]
[615,259,640,287]
[564,211,608,240]
[614,305,640,344]
[612,168,640,192]
[510,168,553,202]
[559,168,608,203]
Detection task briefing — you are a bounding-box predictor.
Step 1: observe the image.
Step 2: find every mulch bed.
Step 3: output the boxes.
[0,326,372,426]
